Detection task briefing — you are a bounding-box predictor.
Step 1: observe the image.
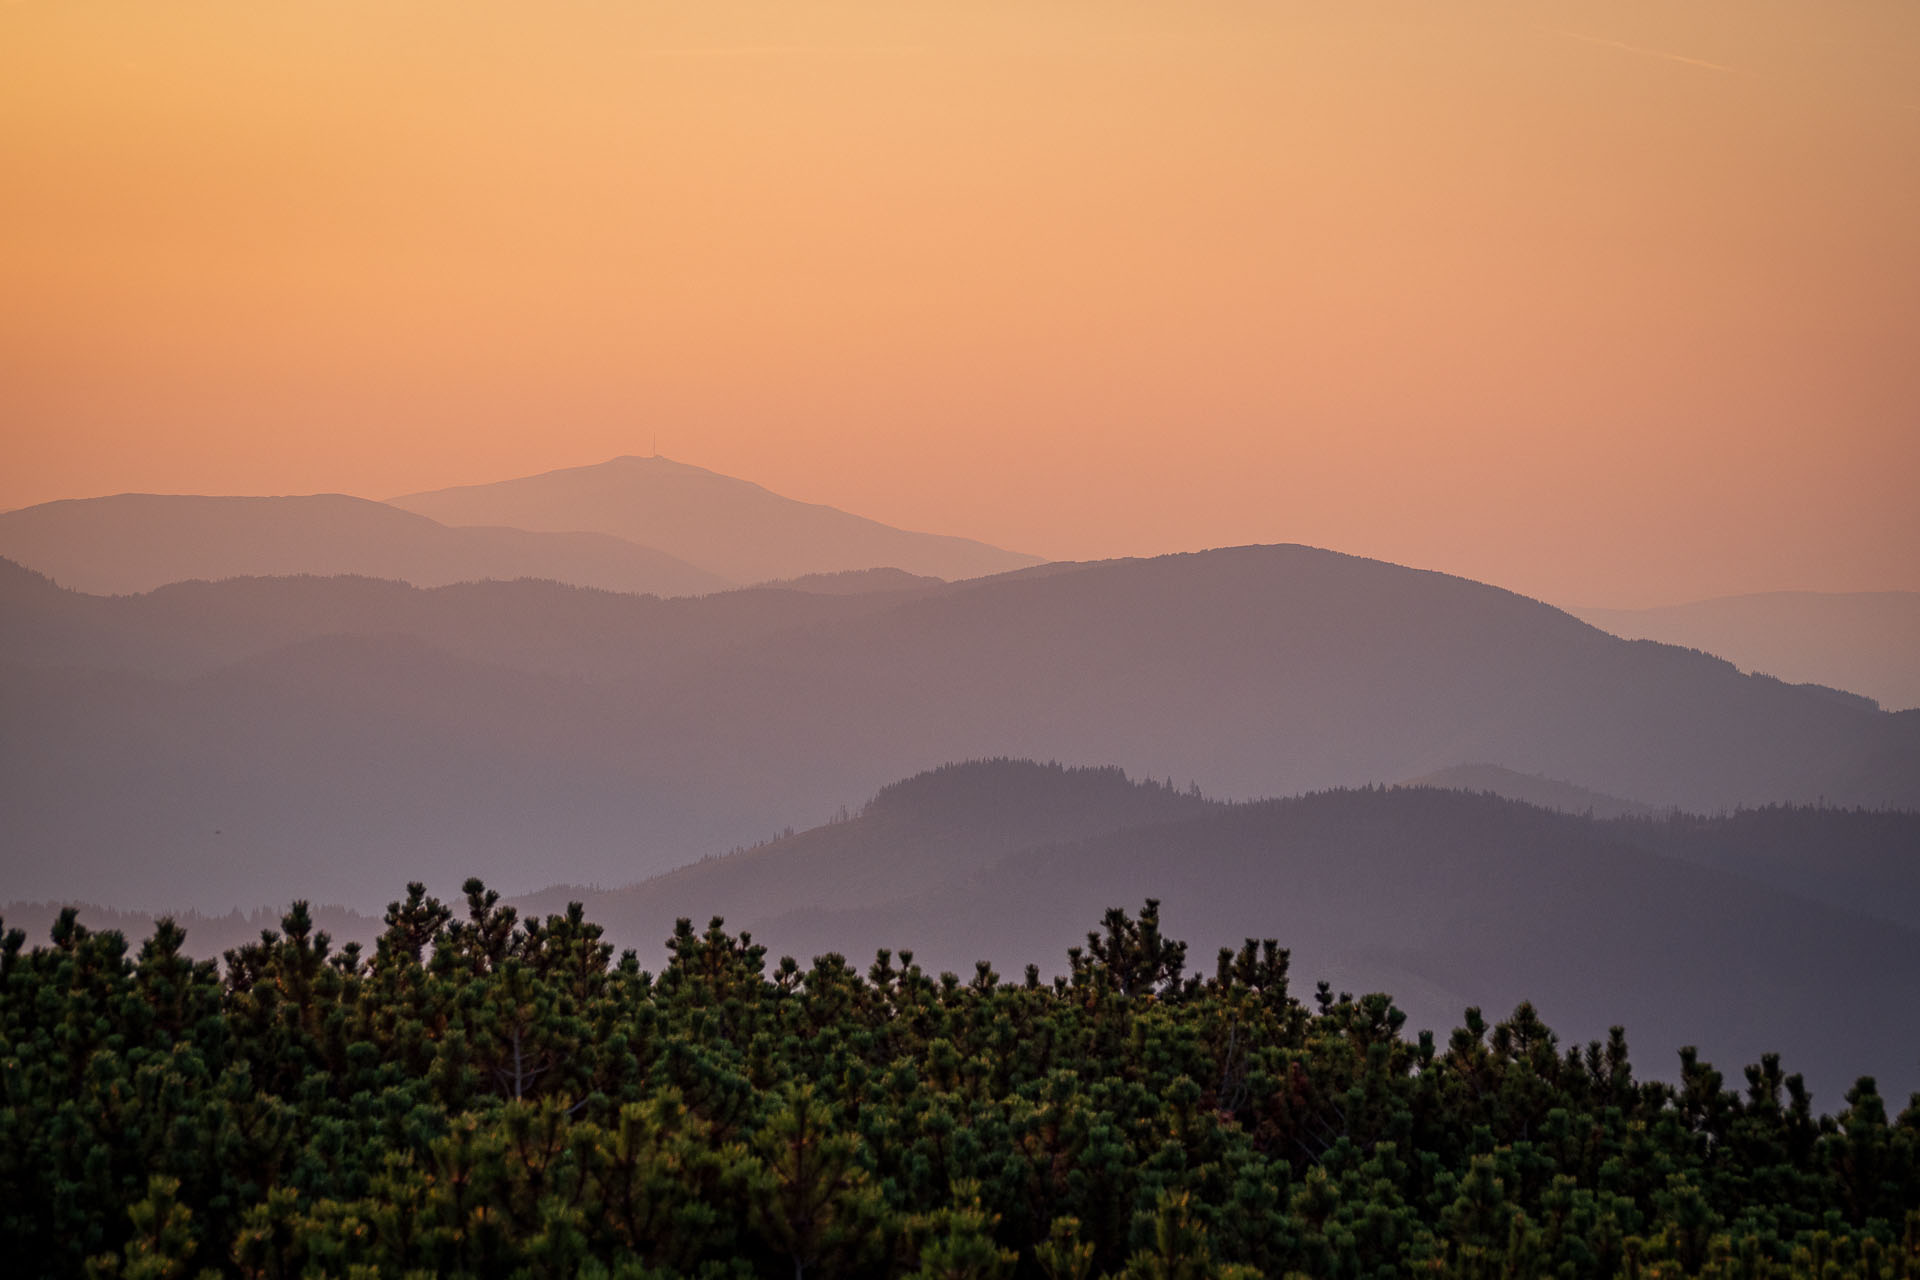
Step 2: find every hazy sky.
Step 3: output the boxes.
[4,0,1916,607]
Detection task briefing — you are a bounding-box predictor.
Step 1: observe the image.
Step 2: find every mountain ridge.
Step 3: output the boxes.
[390,455,1044,584]
[1571,590,1920,712]
[5,543,1915,914]
[0,492,730,597]
[1399,763,1660,819]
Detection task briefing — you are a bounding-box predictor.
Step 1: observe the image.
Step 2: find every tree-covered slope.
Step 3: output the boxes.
[3,890,1915,1279]
[513,760,1218,936]
[1398,763,1659,820]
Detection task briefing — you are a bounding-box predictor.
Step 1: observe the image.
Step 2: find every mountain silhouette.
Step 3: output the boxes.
[513,759,1216,931]
[0,556,945,682]
[1571,591,1920,712]
[3,544,1915,915]
[627,545,1914,814]
[757,567,947,595]
[0,493,729,596]
[390,455,1043,584]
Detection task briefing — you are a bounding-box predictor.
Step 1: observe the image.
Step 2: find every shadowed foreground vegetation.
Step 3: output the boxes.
[3,885,1916,1279]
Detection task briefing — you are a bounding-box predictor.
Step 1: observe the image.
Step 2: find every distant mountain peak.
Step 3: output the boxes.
[391,457,1043,585]
[564,453,724,476]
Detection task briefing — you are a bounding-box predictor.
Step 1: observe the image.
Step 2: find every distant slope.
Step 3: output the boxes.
[1571,591,1920,712]
[1400,763,1658,819]
[640,544,1915,814]
[390,455,1043,584]
[5,544,1917,913]
[0,493,730,596]
[514,759,1216,936]
[543,757,1920,950]
[1606,805,1920,935]
[760,567,946,595]
[0,556,921,682]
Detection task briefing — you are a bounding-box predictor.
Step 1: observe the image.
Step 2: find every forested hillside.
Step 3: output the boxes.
[4,890,1915,1279]
[1397,765,1658,820]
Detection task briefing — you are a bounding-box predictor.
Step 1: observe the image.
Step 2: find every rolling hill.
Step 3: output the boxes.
[512,759,1216,929]
[3,544,1915,915]
[390,455,1044,584]
[1571,591,1920,712]
[0,556,925,683]
[0,493,729,596]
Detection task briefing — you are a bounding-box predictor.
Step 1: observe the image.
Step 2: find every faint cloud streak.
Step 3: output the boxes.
[1539,28,1741,75]
[631,45,927,59]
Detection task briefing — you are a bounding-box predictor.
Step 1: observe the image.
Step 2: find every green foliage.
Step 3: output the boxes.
[2,894,1917,1278]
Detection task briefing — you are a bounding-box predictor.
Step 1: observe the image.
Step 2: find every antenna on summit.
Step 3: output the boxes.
[651,432,658,458]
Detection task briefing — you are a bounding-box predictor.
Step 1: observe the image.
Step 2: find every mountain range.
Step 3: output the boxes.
[4,542,1914,915]
[8,460,1908,716]
[0,457,1041,596]
[0,492,728,598]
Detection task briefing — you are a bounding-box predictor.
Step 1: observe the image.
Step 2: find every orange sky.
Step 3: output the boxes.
[3,0,1916,607]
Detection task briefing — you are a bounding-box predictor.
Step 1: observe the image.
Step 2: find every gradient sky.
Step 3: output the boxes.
[3,0,1916,607]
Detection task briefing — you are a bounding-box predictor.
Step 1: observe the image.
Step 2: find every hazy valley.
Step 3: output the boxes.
[5,459,1918,1107]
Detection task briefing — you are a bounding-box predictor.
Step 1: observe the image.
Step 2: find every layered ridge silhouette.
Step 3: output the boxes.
[390,455,1044,584]
[3,545,1915,914]
[0,492,730,597]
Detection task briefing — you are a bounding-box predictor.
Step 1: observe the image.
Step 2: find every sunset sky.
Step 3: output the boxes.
[3,0,1916,607]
